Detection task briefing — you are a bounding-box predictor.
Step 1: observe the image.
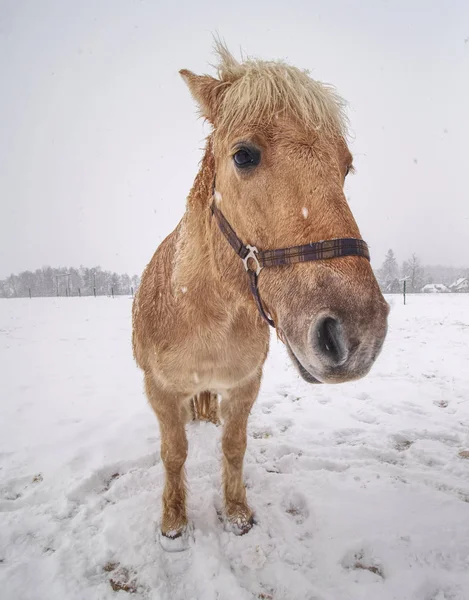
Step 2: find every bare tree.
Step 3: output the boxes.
[377,249,400,292]
[401,254,424,292]
[0,266,141,298]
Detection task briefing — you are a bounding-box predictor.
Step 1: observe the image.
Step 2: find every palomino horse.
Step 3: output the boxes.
[132,43,388,548]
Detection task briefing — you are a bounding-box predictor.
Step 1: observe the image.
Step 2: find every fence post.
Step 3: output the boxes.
[29,288,31,299]
[94,287,96,298]
[78,288,81,297]
[403,280,406,305]
[131,286,134,298]
[111,287,114,299]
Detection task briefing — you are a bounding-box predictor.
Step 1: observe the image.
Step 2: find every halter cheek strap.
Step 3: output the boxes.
[210,200,370,329]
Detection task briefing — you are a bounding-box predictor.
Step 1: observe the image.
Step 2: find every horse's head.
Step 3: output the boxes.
[181,44,388,384]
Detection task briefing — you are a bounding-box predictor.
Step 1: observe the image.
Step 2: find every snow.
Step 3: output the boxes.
[1,295,469,600]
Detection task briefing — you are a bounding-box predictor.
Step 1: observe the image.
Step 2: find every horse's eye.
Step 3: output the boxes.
[345,166,350,177]
[233,147,260,169]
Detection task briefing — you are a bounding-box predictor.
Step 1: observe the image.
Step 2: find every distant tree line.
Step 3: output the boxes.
[0,266,140,298]
[376,250,469,293]
[2,257,467,298]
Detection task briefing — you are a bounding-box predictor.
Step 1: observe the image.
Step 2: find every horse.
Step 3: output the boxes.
[132,42,389,549]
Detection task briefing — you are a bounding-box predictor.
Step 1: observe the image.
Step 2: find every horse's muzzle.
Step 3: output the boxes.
[284,310,387,385]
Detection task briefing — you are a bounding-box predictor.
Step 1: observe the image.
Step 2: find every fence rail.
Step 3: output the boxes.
[2,287,136,299]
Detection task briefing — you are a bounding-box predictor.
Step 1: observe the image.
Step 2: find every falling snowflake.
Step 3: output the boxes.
[214,191,222,203]
[181,287,187,294]
[302,207,309,219]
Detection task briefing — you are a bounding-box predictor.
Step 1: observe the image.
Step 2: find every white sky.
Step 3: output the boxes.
[1,0,468,279]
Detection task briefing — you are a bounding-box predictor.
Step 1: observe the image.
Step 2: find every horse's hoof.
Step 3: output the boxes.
[159,527,190,552]
[226,513,254,536]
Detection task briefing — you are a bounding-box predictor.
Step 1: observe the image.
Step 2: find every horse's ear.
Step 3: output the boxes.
[179,69,226,123]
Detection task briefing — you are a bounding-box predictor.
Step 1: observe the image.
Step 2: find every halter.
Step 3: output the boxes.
[210,194,370,328]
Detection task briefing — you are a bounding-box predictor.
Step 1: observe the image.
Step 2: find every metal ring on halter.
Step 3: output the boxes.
[242,245,262,276]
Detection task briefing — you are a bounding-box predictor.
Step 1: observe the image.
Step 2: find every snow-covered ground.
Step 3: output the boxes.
[1,295,468,600]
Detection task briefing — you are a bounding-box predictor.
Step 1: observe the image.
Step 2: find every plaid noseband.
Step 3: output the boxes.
[210,199,370,328]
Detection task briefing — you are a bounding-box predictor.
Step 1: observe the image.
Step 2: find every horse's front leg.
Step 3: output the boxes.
[221,372,261,534]
[144,372,189,539]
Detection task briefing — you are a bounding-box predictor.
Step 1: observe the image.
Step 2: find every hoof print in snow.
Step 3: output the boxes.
[353,560,383,578]
[434,399,449,408]
[342,550,384,580]
[283,491,309,524]
[252,430,272,439]
[285,505,306,523]
[395,439,414,452]
[458,450,469,459]
[103,473,120,491]
[109,578,137,594]
[3,491,21,501]
[106,565,138,594]
[32,474,43,483]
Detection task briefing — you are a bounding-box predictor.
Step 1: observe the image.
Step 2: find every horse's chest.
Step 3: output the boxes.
[160,320,268,393]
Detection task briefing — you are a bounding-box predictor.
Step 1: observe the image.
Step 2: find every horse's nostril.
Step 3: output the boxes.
[315,317,346,366]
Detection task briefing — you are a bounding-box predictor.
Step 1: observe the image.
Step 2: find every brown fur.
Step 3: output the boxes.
[132,44,388,538]
[191,392,220,425]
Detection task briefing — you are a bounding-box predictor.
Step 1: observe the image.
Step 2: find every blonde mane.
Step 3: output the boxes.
[212,41,348,139]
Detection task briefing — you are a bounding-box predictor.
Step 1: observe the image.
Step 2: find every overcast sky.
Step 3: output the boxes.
[1,0,468,279]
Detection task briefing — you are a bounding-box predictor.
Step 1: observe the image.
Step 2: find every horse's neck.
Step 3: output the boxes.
[171,138,218,294]
[171,209,213,293]
[171,138,246,312]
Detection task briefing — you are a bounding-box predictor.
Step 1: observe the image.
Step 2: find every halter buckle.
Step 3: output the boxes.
[242,245,262,276]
